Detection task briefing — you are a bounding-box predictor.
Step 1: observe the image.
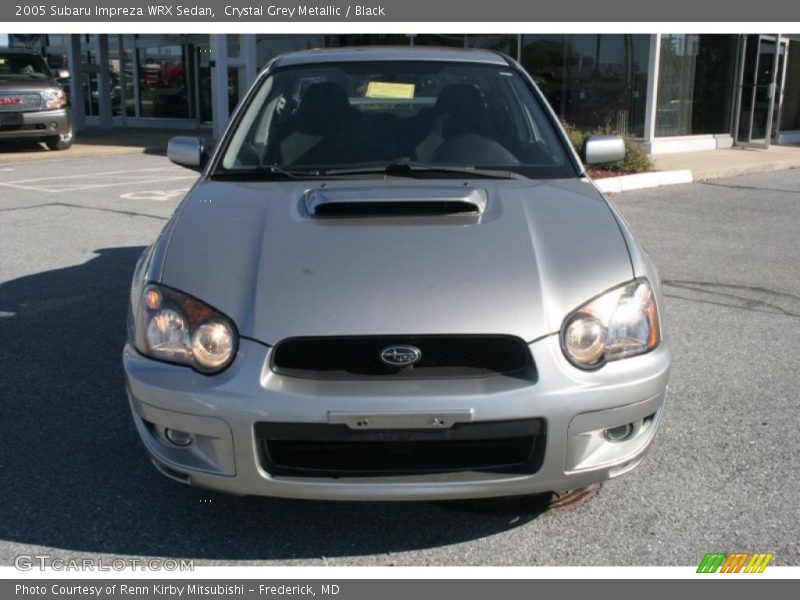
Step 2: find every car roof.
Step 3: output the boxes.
[272,46,510,68]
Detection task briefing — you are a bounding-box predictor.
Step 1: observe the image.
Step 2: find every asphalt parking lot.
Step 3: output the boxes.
[1,154,798,566]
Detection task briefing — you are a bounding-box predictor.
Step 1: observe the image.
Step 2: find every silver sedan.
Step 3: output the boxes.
[123,47,670,501]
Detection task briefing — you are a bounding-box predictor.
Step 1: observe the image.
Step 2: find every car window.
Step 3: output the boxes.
[0,54,52,80]
[219,61,576,179]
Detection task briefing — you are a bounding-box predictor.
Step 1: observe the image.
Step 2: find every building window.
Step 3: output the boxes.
[465,34,519,58]
[413,34,465,47]
[256,35,324,68]
[324,35,408,48]
[137,45,191,118]
[521,35,649,137]
[80,35,99,117]
[780,40,800,132]
[120,36,136,117]
[401,34,520,56]
[42,37,69,97]
[655,35,738,137]
[103,35,134,118]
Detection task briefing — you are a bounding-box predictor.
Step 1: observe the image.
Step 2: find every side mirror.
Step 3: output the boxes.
[583,135,625,165]
[167,136,206,170]
[56,69,70,80]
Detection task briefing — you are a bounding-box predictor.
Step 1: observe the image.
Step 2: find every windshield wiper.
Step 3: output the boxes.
[265,165,324,179]
[213,162,527,181]
[211,165,324,180]
[322,161,528,180]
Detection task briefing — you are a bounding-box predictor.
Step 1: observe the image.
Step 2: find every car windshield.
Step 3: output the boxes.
[217,60,576,179]
[0,54,52,80]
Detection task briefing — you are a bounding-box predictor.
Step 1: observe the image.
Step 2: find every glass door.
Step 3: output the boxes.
[735,35,782,148]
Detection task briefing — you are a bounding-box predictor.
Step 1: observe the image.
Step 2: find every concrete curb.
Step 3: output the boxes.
[594,169,694,194]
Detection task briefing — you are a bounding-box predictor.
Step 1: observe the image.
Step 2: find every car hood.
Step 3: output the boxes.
[0,78,60,92]
[159,177,633,345]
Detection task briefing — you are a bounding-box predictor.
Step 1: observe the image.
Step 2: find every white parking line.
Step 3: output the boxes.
[0,167,196,193]
[120,188,191,202]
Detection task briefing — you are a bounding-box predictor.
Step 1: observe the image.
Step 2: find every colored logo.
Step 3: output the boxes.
[697,552,773,573]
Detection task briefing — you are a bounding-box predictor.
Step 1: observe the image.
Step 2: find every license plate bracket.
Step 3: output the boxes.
[0,113,24,126]
[328,410,474,430]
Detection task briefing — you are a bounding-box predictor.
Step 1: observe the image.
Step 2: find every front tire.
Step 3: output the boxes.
[45,122,74,151]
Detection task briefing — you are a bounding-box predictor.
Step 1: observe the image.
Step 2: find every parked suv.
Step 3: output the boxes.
[0,49,73,150]
[125,47,670,501]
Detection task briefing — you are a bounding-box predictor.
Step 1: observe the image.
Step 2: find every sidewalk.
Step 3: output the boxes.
[594,143,800,193]
[652,144,800,180]
[0,126,211,164]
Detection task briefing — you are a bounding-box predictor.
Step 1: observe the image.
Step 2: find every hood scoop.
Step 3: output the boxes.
[304,186,488,218]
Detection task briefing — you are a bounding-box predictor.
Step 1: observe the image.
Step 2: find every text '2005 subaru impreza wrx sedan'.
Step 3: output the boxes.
[124,47,670,501]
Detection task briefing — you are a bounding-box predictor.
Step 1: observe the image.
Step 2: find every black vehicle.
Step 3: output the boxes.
[0,49,73,150]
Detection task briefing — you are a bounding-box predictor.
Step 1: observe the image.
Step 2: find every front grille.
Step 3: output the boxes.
[271,335,533,379]
[0,93,42,112]
[256,419,546,477]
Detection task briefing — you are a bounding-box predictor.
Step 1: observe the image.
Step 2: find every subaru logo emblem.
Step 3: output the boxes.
[380,345,422,367]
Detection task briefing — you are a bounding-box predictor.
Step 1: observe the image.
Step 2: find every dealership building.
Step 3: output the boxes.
[6,33,800,152]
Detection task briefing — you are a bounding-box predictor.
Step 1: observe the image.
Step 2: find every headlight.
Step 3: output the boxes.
[191,321,236,371]
[561,278,660,369]
[133,284,238,373]
[41,88,67,109]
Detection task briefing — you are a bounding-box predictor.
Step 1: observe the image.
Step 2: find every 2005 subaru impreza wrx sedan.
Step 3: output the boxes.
[123,47,670,501]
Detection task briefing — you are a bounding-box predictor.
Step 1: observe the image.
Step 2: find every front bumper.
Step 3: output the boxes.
[0,108,71,140]
[124,334,670,501]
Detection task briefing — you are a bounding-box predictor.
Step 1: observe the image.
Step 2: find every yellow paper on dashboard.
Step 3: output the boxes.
[365,81,416,99]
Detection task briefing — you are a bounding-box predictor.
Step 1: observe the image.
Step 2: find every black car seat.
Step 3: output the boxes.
[415,84,491,162]
[279,82,359,166]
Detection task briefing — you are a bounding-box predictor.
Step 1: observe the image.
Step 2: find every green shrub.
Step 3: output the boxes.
[561,121,590,157]
[560,121,653,175]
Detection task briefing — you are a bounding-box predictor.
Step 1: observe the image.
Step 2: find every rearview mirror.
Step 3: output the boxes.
[167,136,206,170]
[56,69,70,80]
[583,135,625,165]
